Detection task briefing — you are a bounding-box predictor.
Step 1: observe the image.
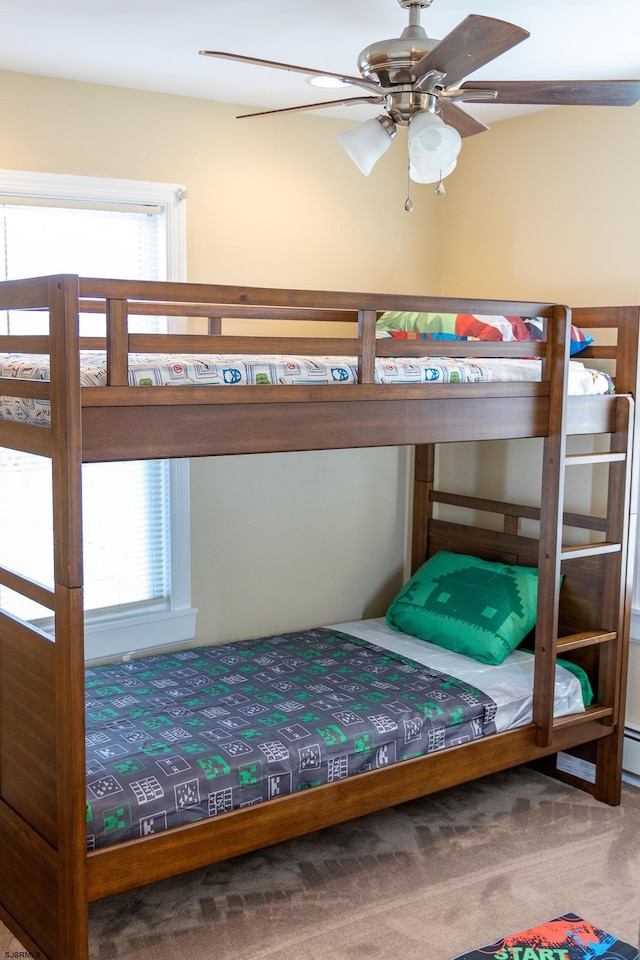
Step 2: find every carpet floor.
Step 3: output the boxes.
[2,766,639,959]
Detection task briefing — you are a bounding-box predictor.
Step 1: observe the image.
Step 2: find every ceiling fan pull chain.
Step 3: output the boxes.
[435,175,446,196]
[404,158,413,212]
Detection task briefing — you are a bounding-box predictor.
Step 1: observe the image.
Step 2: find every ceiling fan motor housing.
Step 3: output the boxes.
[358,29,438,87]
[385,90,434,124]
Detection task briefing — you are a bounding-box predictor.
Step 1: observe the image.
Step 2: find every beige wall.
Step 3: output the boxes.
[0,70,442,643]
[0,70,440,293]
[190,448,410,643]
[441,104,640,305]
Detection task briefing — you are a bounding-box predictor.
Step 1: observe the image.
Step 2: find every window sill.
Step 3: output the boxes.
[84,606,198,664]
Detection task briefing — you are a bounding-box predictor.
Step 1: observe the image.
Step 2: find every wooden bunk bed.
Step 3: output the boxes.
[0,274,637,960]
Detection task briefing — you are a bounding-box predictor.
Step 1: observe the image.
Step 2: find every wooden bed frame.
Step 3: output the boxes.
[0,275,637,960]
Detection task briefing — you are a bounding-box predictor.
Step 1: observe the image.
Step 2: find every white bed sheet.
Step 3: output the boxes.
[330,617,585,734]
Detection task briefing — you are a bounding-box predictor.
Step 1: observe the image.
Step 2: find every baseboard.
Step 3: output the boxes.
[623,722,640,778]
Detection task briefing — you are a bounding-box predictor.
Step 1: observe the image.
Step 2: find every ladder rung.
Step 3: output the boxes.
[561,541,621,560]
[565,452,626,466]
[557,630,617,651]
[553,704,614,729]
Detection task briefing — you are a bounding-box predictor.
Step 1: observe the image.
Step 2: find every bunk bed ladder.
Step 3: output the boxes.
[534,393,635,804]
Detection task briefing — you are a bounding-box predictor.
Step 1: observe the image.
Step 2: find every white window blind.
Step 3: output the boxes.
[0,171,194,658]
[0,201,164,335]
[1,200,164,281]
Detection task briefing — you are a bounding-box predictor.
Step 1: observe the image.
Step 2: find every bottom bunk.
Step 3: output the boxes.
[84,615,589,852]
[84,520,627,906]
[0,427,634,960]
[0,482,633,959]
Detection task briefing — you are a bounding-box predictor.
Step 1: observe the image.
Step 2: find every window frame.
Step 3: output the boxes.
[630,531,640,644]
[0,168,196,662]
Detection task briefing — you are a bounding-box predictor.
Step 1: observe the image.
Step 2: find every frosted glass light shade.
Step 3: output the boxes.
[337,117,395,176]
[409,156,457,185]
[408,112,462,184]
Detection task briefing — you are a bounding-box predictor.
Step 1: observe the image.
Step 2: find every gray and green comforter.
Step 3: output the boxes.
[85,627,498,850]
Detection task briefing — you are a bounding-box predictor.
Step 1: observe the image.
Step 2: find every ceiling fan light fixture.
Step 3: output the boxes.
[410,155,457,185]
[408,111,462,183]
[337,115,397,176]
[308,75,351,89]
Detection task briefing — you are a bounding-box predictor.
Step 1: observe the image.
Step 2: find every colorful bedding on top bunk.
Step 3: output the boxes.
[375,310,595,354]
[84,618,588,852]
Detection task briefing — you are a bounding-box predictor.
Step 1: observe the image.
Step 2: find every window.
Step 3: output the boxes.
[0,170,195,660]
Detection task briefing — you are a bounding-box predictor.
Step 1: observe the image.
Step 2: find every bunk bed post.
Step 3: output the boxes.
[605,306,640,802]
[49,275,89,959]
[411,444,435,574]
[589,304,640,803]
[0,275,88,958]
[105,297,130,386]
[358,309,377,384]
[611,306,640,398]
[592,396,635,803]
[533,305,570,747]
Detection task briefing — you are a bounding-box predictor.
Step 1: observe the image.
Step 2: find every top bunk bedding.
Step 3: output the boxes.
[0,352,613,427]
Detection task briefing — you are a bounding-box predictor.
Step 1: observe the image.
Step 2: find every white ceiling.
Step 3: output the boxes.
[1,0,639,126]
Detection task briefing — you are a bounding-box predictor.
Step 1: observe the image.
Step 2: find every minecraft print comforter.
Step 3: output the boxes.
[85,627,498,849]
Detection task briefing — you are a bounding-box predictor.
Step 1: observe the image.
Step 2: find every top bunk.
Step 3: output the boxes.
[0,273,637,462]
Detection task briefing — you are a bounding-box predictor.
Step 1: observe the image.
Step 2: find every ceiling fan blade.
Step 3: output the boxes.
[199,50,365,87]
[412,15,529,88]
[438,100,489,138]
[459,79,640,106]
[237,96,384,119]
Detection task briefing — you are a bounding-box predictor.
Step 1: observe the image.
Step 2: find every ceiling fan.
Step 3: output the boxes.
[200,0,640,209]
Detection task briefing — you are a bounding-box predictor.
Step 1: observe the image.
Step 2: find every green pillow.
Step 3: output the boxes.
[386,550,538,665]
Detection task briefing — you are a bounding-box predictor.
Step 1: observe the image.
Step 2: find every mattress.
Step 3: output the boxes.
[334,618,586,733]
[0,352,614,427]
[84,619,586,850]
